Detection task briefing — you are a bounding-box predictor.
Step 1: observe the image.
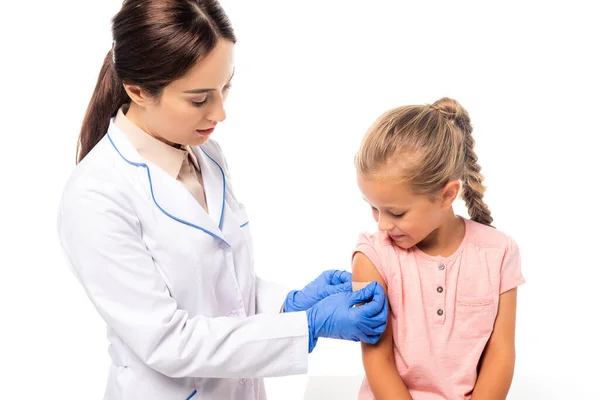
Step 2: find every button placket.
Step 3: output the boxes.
[435,262,446,322]
[220,243,245,313]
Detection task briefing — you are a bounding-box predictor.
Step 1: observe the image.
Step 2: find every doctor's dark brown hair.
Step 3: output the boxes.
[76,0,236,163]
[355,97,493,226]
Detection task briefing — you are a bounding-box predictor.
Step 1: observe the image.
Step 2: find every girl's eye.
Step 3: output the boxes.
[391,212,406,218]
[223,82,232,91]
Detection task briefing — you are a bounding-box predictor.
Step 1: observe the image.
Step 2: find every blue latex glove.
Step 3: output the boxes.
[283,270,352,312]
[305,281,388,353]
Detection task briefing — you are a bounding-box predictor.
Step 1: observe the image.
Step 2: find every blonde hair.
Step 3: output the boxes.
[355,97,493,226]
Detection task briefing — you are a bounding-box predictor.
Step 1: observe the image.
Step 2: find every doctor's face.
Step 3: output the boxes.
[126,39,235,147]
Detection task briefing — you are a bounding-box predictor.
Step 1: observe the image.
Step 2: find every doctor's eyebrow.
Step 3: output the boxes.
[183,69,235,94]
[183,88,215,94]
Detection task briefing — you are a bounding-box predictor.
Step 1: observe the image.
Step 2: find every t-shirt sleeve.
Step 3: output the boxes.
[500,236,526,294]
[353,232,388,285]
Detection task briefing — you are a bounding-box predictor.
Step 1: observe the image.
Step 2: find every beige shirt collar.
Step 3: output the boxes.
[114,106,193,178]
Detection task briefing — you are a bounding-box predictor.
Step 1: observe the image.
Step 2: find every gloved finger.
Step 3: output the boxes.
[341,280,353,292]
[307,270,334,288]
[351,282,387,316]
[319,269,337,280]
[322,282,352,297]
[349,281,377,306]
[329,270,352,285]
[362,305,389,330]
[362,283,388,317]
[357,322,386,336]
[362,333,384,345]
[358,321,387,335]
[355,331,382,345]
[359,310,388,330]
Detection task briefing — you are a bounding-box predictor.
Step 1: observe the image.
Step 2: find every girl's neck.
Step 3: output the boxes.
[417,212,465,258]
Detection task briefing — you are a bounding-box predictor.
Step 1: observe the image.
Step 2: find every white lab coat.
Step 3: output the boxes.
[57,119,309,400]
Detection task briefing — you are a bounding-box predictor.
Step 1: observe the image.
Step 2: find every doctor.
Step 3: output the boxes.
[57,1,387,399]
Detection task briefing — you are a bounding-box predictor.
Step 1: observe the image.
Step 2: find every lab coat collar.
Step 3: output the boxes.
[114,107,186,179]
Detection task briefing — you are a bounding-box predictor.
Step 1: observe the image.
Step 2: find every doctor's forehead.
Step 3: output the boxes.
[172,39,235,91]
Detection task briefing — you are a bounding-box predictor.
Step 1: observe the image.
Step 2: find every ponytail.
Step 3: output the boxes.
[429,97,493,226]
[461,128,493,227]
[76,49,129,163]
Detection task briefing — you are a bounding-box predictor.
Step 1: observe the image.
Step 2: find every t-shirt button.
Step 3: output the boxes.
[437,286,444,293]
[438,264,445,270]
[437,309,444,316]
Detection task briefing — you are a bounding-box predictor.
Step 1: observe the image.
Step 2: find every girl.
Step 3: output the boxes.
[352,97,525,400]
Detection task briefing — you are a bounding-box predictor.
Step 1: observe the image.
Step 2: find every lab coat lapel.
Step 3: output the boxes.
[192,146,226,230]
[106,122,225,242]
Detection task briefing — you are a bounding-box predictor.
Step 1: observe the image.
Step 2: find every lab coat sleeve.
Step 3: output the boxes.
[57,181,309,379]
[255,277,290,314]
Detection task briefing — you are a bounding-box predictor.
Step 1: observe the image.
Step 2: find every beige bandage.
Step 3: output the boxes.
[352,281,372,291]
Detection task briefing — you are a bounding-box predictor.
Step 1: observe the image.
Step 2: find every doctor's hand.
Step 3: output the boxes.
[305,281,388,353]
[283,269,352,312]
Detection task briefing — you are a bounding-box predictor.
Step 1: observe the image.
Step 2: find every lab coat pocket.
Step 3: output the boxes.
[455,296,497,339]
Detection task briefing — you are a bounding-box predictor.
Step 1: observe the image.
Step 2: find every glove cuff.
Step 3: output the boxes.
[283,290,299,313]
[306,309,318,353]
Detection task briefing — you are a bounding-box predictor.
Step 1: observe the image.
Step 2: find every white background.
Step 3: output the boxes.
[1,1,599,399]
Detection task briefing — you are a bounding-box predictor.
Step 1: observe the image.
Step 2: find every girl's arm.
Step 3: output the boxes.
[353,252,414,400]
[471,288,518,400]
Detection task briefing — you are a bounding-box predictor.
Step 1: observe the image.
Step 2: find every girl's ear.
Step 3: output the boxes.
[440,180,460,209]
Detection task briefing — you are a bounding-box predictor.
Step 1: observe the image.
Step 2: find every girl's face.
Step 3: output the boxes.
[357,172,457,250]
[124,39,235,147]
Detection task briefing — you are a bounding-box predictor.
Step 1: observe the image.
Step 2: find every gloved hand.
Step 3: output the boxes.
[305,281,388,353]
[283,270,352,312]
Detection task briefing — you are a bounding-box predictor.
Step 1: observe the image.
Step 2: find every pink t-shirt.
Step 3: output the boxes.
[354,217,525,400]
